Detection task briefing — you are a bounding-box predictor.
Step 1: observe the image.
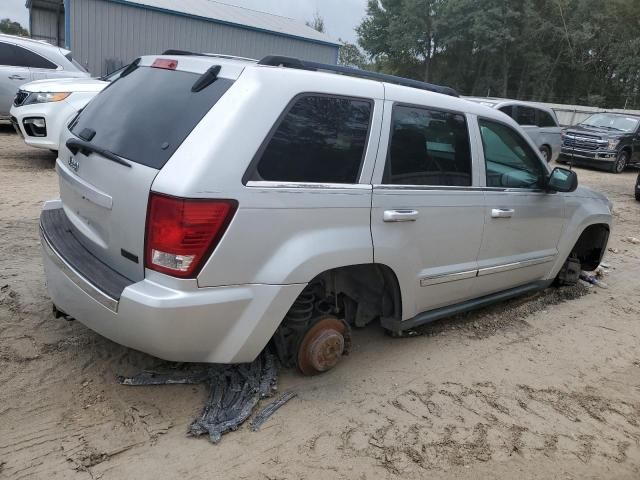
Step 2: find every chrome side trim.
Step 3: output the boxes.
[246,180,371,190]
[373,184,545,193]
[420,269,477,287]
[374,184,491,192]
[56,160,113,209]
[40,227,119,312]
[477,255,555,277]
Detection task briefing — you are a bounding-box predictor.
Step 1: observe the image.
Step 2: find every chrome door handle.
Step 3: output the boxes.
[491,208,514,219]
[383,209,419,222]
[8,75,26,80]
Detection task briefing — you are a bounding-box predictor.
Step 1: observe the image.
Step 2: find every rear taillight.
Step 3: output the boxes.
[145,193,237,278]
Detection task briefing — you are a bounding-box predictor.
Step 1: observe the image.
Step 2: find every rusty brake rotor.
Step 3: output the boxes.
[297,316,349,376]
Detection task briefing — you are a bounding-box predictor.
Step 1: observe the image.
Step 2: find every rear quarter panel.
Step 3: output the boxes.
[151,66,385,287]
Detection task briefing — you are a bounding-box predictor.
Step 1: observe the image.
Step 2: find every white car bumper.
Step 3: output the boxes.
[10,99,79,151]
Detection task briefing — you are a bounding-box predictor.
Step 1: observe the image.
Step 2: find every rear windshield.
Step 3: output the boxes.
[69,66,234,169]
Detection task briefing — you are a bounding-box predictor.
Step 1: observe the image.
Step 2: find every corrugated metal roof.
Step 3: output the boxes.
[105,0,340,46]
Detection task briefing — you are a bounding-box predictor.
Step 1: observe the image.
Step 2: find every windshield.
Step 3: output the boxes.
[69,65,234,169]
[580,113,639,133]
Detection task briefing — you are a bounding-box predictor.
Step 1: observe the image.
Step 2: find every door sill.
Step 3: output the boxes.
[381,280,552,333]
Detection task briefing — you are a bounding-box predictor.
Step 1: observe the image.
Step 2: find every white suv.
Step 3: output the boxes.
[40,53,612,375]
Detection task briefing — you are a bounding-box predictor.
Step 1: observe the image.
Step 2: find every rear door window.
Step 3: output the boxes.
[515,106,537,126]
[0,42,14,66]
[0,43,57,69]
[250,94,372,183]
[18,46,57,69]
[536,109,558,127]
[69,66,234,169]
[384,105,472,186]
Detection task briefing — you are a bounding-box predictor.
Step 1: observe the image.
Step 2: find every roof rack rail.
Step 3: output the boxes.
[257,56,459,98]
[161,50,257,62]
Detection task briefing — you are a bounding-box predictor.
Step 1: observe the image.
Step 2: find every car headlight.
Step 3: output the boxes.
[608,139,620,151]
[23,92,71,105]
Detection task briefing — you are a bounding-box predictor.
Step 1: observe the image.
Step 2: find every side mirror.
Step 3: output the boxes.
[547,167,578,193]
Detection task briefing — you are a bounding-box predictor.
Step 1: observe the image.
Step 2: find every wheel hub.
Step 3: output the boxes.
[297,317,348,375]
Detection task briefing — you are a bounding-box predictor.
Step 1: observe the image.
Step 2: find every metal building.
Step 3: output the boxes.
[26,0,340,75]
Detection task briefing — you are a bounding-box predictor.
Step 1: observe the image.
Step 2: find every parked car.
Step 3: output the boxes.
[636,172,640,201]
[39,53,612,375]
[558,112,640,173]
[466,98,562,162]
[10,67,124,151]
[0,34,89,119]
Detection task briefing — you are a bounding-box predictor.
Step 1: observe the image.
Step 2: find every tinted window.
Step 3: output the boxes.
[0,42,13,66]
[70,66,233,169]
[0,42,57,69]
[536,109,557,127]
[499,105,514,118]
[479,119,545,189]
[515,106,536,126]
[253,95,372,183]
[384,106,472,186]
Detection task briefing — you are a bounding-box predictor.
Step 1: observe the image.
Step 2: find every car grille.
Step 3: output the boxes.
[13,90,29,107]
[563,134,604,151]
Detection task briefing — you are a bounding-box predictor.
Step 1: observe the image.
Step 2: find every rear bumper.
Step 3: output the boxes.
[40,202,304,363]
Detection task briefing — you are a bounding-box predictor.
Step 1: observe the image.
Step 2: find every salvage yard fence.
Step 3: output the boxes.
[539,103,640,127]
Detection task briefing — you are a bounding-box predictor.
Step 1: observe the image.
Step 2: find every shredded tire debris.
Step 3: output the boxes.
[250,391,297,431]
[118,351,283,443]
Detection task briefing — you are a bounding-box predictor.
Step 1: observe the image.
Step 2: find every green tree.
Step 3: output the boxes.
[357,0,442,81]
[355,0,640,109]
[338,40,367,68]
[0,18,28,36]
[306,11,326,33]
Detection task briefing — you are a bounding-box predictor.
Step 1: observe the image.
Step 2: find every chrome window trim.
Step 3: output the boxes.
[374,184,491,192]
[373,184,545,193]
[420,270,477,287]
[40,227,119,312]
[477,255,555,277]
[246,180,372,190]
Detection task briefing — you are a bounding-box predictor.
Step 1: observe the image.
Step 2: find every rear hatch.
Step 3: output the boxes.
[56,56,240,282]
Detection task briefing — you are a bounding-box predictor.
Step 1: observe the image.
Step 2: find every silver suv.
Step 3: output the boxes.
[0,34,89,118]
[40,53,612,375]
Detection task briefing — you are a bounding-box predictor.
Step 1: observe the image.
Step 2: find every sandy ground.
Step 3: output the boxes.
[1,123,640,480]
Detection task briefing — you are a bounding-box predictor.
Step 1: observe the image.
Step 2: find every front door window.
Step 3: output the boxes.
[479,119,545,189]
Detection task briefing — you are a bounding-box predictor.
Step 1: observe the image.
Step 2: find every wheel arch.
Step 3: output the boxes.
[300,263,403,328]
[570,223,610,271]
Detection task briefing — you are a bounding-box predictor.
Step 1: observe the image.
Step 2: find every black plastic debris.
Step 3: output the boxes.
[249,391,297,432]
[118,351,282,443]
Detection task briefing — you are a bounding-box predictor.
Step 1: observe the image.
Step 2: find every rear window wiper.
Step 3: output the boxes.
[66,137,131,168]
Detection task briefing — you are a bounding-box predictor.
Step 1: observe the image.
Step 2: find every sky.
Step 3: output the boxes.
[0,0,368,43]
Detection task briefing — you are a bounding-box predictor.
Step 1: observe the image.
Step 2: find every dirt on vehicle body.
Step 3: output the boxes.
[1,125,640,479]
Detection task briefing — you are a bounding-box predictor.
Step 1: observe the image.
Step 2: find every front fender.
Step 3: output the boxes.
[546,194,612,279]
